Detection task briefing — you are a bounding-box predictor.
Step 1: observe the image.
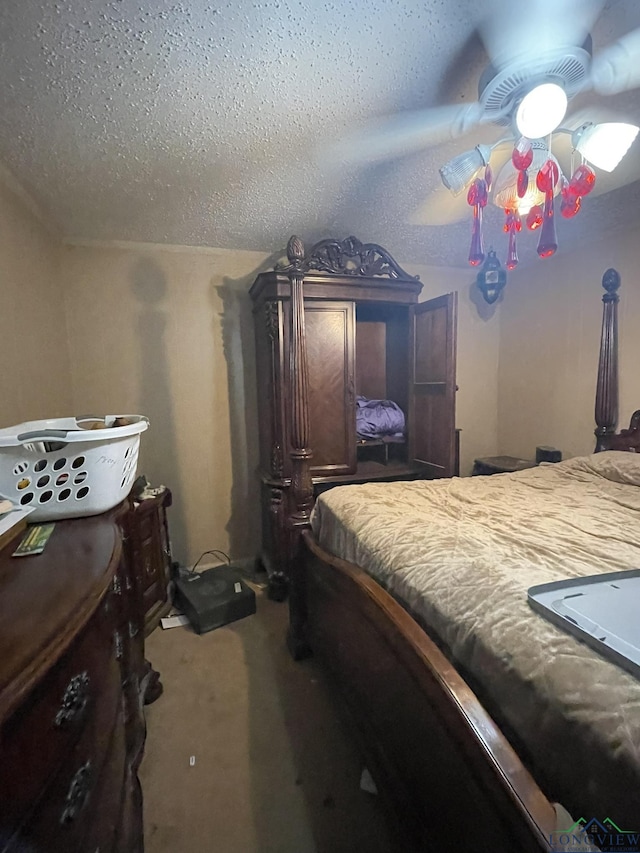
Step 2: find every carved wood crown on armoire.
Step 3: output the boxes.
[250,236,458,600]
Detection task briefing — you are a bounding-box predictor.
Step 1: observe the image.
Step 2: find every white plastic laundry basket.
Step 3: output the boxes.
[0,415,149,521]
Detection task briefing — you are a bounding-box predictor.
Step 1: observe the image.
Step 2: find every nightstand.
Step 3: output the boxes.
[472,455,537,476]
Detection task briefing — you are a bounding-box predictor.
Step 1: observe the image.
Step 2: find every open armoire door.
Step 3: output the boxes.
[250,236,458,599]
[409,292,458,478]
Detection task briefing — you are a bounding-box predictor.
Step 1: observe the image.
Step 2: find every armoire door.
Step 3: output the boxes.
[408,292,457,477]
[289,300,356,477]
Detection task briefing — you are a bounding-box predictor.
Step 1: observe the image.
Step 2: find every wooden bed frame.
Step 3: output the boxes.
[284,261,640,851]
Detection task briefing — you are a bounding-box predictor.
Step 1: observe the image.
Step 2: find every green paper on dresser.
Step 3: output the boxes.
[12,523,56,557]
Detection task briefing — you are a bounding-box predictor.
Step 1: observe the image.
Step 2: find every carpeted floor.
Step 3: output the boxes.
[139,579,399,853]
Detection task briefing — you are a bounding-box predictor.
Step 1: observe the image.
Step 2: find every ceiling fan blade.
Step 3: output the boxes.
[480,0,604,70]
[409,185,469,227]
[590,26,640,94]
[325,102,485,166]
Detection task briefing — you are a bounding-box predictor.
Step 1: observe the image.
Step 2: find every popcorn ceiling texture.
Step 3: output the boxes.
[0,0,638,268]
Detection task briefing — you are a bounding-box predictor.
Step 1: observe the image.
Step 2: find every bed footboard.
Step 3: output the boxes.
[301,530,555,852]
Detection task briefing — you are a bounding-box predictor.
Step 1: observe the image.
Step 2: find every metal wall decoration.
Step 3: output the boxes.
[476,249,507,305]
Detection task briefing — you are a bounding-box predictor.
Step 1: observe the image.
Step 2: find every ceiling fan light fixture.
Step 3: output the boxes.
[572,121,640,172]
[515,83,568,139]
[439,144,492,195]
[493,142,560,214]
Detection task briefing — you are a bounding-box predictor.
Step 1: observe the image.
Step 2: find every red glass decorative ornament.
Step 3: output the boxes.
[517,169,528,198]
[537,194,557,258]
[511,138,533,204]
[512,137,533,171]
[467,178,487,266]
[514,211,522,233]
[468,208,485,266]
[569,163,596,197]
[507,230,519,270]
[535,159,559,258]
[536,159,560,193]
[526,205,543,230]
[559,175,582,219]
[559,175,573,201]
[561,195,582,218]
[478,178,488,207]
[504,209,522,270]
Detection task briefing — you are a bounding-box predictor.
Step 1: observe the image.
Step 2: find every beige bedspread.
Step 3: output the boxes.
[310,451,640,825]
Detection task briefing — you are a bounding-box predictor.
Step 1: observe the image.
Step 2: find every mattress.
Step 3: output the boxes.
[310,451,640,825]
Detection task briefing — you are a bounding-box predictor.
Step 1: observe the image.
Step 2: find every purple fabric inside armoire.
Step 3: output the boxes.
[356,396,405,440]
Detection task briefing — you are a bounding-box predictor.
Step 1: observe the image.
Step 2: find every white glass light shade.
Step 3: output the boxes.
[572,122,639,172]
[515,83,568,139]
[493,142,561,214]
[439,144,492,195]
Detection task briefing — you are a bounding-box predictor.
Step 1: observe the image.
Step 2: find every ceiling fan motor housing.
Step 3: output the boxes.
[478,47,592,127]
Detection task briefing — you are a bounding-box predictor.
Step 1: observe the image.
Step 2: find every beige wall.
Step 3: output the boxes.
[0,169,72,428]
[0,161,501,567]
[3,177,633,565]
[61,242,276,567]
[412,263,500,476]
[59,246,501,567]
[498,228,640,461]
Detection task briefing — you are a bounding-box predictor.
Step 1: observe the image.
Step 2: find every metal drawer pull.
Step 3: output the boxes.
[60,760,92,825]
[55,672,90,727]
[129,620,139,639]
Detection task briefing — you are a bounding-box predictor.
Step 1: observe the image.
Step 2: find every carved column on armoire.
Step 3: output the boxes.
[265,300,284,480]
[283,235,314,658]
[595,268,620,451]
[264,300,290,601]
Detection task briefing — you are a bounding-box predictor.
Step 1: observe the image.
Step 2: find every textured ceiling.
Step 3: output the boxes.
[1,0,640,268]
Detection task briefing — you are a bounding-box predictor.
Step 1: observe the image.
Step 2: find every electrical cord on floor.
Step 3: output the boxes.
[191,549,231,573]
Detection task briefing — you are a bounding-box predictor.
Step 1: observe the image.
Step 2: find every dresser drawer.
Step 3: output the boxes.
[79,711,127,853]
[4,658,122,853]
[137,539,159,582]
[142,577,163,611]
[139,509,156,539]
[0,596,120,839]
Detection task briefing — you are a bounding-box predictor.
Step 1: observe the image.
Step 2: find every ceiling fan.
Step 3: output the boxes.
[330,0,640,268]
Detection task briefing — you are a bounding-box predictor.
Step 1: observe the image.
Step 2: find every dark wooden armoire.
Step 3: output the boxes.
[250,236,457,599]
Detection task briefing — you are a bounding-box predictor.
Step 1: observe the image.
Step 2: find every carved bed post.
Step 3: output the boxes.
[595,268,620,451]
[285,235,314,658]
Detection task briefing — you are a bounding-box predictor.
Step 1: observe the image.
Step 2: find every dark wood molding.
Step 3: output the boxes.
[595,267,620,450]
[267,486,289,601]
[286,235,314,526]
[276,234,419,280]
[597,409,640,452]
[302,530,556,851]
[265,301,284,479]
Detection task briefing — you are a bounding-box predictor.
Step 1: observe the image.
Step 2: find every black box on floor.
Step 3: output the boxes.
[174,565,256,635]
[536,445,562,463]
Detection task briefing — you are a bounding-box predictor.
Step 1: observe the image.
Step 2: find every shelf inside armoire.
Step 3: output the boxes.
[313,459,424,492]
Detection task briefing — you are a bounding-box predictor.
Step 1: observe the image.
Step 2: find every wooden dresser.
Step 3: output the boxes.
[0,499,168,852]
[120,487,173,637]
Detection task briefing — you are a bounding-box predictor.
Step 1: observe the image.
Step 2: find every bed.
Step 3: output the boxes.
[286,267,640,851]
